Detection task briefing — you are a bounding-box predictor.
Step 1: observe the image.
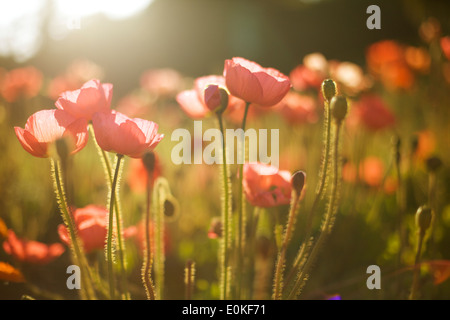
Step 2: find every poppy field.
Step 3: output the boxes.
[0,1,450,301]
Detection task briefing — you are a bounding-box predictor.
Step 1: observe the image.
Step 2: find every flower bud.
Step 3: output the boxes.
[321,79,337,102]
[426,156,442,173]
[415,205,433,235]
[291,171,306,197]
[204,85,229,114]
[330,95,348,123]
[142,151,156,174]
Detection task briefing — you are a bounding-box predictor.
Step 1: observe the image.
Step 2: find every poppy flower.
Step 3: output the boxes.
[14,109,89,158]
[273,91,318,124]
[128,220,171,255]
[140,68,184,97]
[127,153,162,193]
[91,111,164,158]
[440,36,450,61]
[58,205,135,253]
[176,75,245,119]
[55,79,113,120]
[243,162,292,208]
[224,57,291,106]
[289,53,328,92]
[328,61,370,95]
[0,66,43,102]
[3,230,65,265]
[360,157,384,187]
[404,46,431,73]
[414,130,436,161]
[346,94,395,131]
[0,262,25,283]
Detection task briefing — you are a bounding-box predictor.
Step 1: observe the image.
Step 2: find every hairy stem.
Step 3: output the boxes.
[409,232,425,300]
[142,169,156,300]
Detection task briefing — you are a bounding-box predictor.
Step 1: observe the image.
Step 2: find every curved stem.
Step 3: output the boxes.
[142,170,156,300]
[218,113,232,300]
[106,154,123,299]
[89,124,129,299]
[273,194,300,300]
[287,122,342,299]
[409,232,425,300]
[236,102,250,299]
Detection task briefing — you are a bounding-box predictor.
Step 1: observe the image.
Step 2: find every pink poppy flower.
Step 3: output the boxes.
[55,79,113,120]
[224,57,291,106]
[176,75,245,119]
[58,205,135,253]
[273,91,318,124]
[243,162,292,208]
[0,66,43,102]
[140,68,183,97]
[91,111,164,158]
[346,94,395,131]
[3,230,65,265]
[14,109,88,158]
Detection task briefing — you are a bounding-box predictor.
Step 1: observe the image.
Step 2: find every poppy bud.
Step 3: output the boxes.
[330,95,348,123]
[291,171,306,197]
[426,156,442,173]
[142,151,156,174]
[321,79,337,102]
[415,205,433,235]
[204,85,229,114]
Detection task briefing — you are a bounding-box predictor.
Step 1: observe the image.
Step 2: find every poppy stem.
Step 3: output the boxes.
[273,192,301,300]
[184,260,195,300]
[50,158,96,300]
[142,166,156,300]
[217,113,232,300]
[106,153,124,300]
[89,124,129,299]
[409,231,425,300]
[287,121,342,299]
[236,102,250,299]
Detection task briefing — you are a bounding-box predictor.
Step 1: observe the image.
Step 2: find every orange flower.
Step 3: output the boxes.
[0,217,7,239]
[440,36,450,61]
[58,205,135,253]
[0,67,42,102]
[243,162,292,208]
[0,262,25,283]
[346,94,395,131]
[224,57,291,106]
[360,157,384,187]
[404,46,431,73]
[3,230,65,265]
[414,130,436,161]
[127,153,162,193]
[14,109,89,158]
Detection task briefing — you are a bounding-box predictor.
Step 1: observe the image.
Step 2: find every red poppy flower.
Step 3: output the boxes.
[127,153,162,193]
[224,57,291,106]
[176,75,245,119]
[0,66,43,102]
[243,162,292,208]
[346,94,395,131]
[58,205,135,253]
[3,230,65,265]
[55,79,113,120]
[91,111,163,158]
[14,109,88,158]
[273,91,318,124]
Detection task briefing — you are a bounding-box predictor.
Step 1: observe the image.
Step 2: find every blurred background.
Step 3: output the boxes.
[1,0,450,300]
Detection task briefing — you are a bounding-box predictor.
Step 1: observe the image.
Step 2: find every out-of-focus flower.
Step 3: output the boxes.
[127,153,162,193]
[47,59,104,100]
[116,93,153,118]
[58,205,135,253]
[243,162,292,208]
[176,75,245,119]
[14,109,89,158]
[419,18,441,43]
[0,217,7,239]
[3,230,65,265]
[55,79,113,121]
[346,94,395,131]
[0,67,42,102]
[0,262,25,283]
[360,157,384,187]
[414,130,436,161]
[404,47,431,73]
[329,61,371,95]
[423,260,450,285]
[224,57,291,106]
[92,111,163,158]
[366,40,414,90]
[440,36,450,61]
[273,91,318,124]
[289,53,328,92]
[140,68,184,97]
[128,219,171,255]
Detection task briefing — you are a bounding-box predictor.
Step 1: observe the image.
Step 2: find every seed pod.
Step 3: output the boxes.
[321,79,337,102]
[426,156,442,173]
[142,151,156,174]
[415,205,433,235]
[291,171,306,197]
[330,95,348,123]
